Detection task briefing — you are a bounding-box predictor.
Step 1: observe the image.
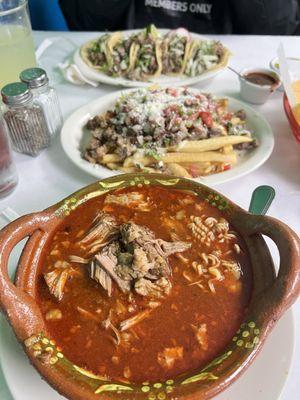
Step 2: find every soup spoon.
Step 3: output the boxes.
[248,185,275,215]
[228,66,246,81]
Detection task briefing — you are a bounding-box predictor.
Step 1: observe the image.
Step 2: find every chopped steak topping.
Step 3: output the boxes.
[84,87,255,166]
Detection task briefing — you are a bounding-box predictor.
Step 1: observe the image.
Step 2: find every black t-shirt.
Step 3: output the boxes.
[59,0,300,35]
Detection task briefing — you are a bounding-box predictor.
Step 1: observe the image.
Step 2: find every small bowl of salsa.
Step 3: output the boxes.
[239,67,281,105]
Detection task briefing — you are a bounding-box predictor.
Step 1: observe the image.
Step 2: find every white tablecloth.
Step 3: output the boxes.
[1,31,300,399]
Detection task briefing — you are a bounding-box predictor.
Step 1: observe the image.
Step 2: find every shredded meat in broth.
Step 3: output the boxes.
[38,186,252,383]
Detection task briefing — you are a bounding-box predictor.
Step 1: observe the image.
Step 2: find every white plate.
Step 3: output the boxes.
[61,88,274,186]
[73,29,229,88]
[0,311,294,400]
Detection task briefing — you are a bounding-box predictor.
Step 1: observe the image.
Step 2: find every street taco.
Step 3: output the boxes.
[184,40,230,77]
[161,28,192,76]
[127,25,163,81]
[105,32,133,76]
[80,33,111,71]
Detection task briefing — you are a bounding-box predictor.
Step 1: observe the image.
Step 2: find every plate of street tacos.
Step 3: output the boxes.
[74,25,231,87]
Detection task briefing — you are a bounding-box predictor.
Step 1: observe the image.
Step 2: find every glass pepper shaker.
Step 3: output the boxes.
[20,68,63,138]
[1,82,51,157]
[0,110,18,198]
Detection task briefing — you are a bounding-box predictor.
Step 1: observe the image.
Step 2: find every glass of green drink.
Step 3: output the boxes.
[0,1,36,90]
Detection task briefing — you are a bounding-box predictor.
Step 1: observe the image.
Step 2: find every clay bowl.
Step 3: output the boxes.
[0,173,300,400]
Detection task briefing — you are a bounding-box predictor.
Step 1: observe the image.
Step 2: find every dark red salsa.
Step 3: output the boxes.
[244,71,278,86]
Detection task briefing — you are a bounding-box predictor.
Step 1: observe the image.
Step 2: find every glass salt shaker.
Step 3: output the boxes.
[20,68,63,138]
[0,110,18,198]
[1,82,51,157]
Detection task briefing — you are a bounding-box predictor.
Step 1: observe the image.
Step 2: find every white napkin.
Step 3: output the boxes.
[57,61,99,87]
[35,36,99,87]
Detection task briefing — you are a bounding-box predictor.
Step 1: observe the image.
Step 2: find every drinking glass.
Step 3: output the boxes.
[0,0,36,90]
[0,110,18,198]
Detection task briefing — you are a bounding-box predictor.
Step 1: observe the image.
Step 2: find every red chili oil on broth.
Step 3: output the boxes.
[37,186,252,383]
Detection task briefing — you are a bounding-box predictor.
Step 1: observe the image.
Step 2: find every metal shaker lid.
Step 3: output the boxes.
[20,68,49,88]
[1,82,32,106]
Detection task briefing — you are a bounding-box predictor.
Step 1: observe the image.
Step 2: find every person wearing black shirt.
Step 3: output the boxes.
[59,0,300,34]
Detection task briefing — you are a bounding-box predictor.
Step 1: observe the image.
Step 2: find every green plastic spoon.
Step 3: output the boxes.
[248,185,276,215]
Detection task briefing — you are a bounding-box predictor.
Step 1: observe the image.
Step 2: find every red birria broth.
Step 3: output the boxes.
[37,186,252,383]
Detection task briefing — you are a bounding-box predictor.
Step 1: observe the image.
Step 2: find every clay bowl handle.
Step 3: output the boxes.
[241,213,300,327]
[0,213,49,340]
